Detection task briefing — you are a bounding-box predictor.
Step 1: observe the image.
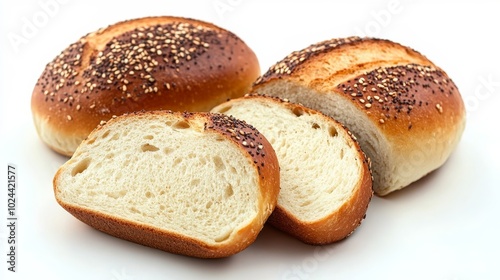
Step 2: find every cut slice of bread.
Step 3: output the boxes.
[211,95,372,245]
[53,111,280,258]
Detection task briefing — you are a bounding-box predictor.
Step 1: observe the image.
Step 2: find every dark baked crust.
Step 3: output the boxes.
[32,16,260,156]
[334,64,464,148]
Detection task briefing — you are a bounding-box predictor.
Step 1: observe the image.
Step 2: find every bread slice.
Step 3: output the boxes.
[252,37,466,196]
[53,111,280,258]
[211,95,372,245]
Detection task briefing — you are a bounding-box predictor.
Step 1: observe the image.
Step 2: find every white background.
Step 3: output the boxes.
[1,0,499,279]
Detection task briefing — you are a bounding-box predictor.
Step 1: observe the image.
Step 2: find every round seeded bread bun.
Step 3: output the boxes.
[252,37,466,196]
[32,16,260,156]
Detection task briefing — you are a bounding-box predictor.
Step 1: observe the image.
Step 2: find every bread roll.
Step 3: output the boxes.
[252,37,466,196]
[32,16,260,156]
[212,95,372,244]
[53,111,279,258]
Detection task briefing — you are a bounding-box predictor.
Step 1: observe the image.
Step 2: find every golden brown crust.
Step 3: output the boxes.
[334,64,465,148]
[33,16,260,156]
[254,37,430,85]
[53,111,279,258]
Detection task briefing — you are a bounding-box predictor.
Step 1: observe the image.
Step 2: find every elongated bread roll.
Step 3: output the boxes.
[252,37,466,195]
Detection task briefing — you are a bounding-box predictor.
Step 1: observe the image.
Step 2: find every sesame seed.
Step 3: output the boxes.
[254,37,362,82]
[38,20,270,117]
[66,115,72,121]
[436,103,443,113]
[333,63,456,123]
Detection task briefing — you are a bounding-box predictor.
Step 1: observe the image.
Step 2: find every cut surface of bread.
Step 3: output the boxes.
[252,37,465,196]
[212,95,372,244]
[53,111,280,258]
